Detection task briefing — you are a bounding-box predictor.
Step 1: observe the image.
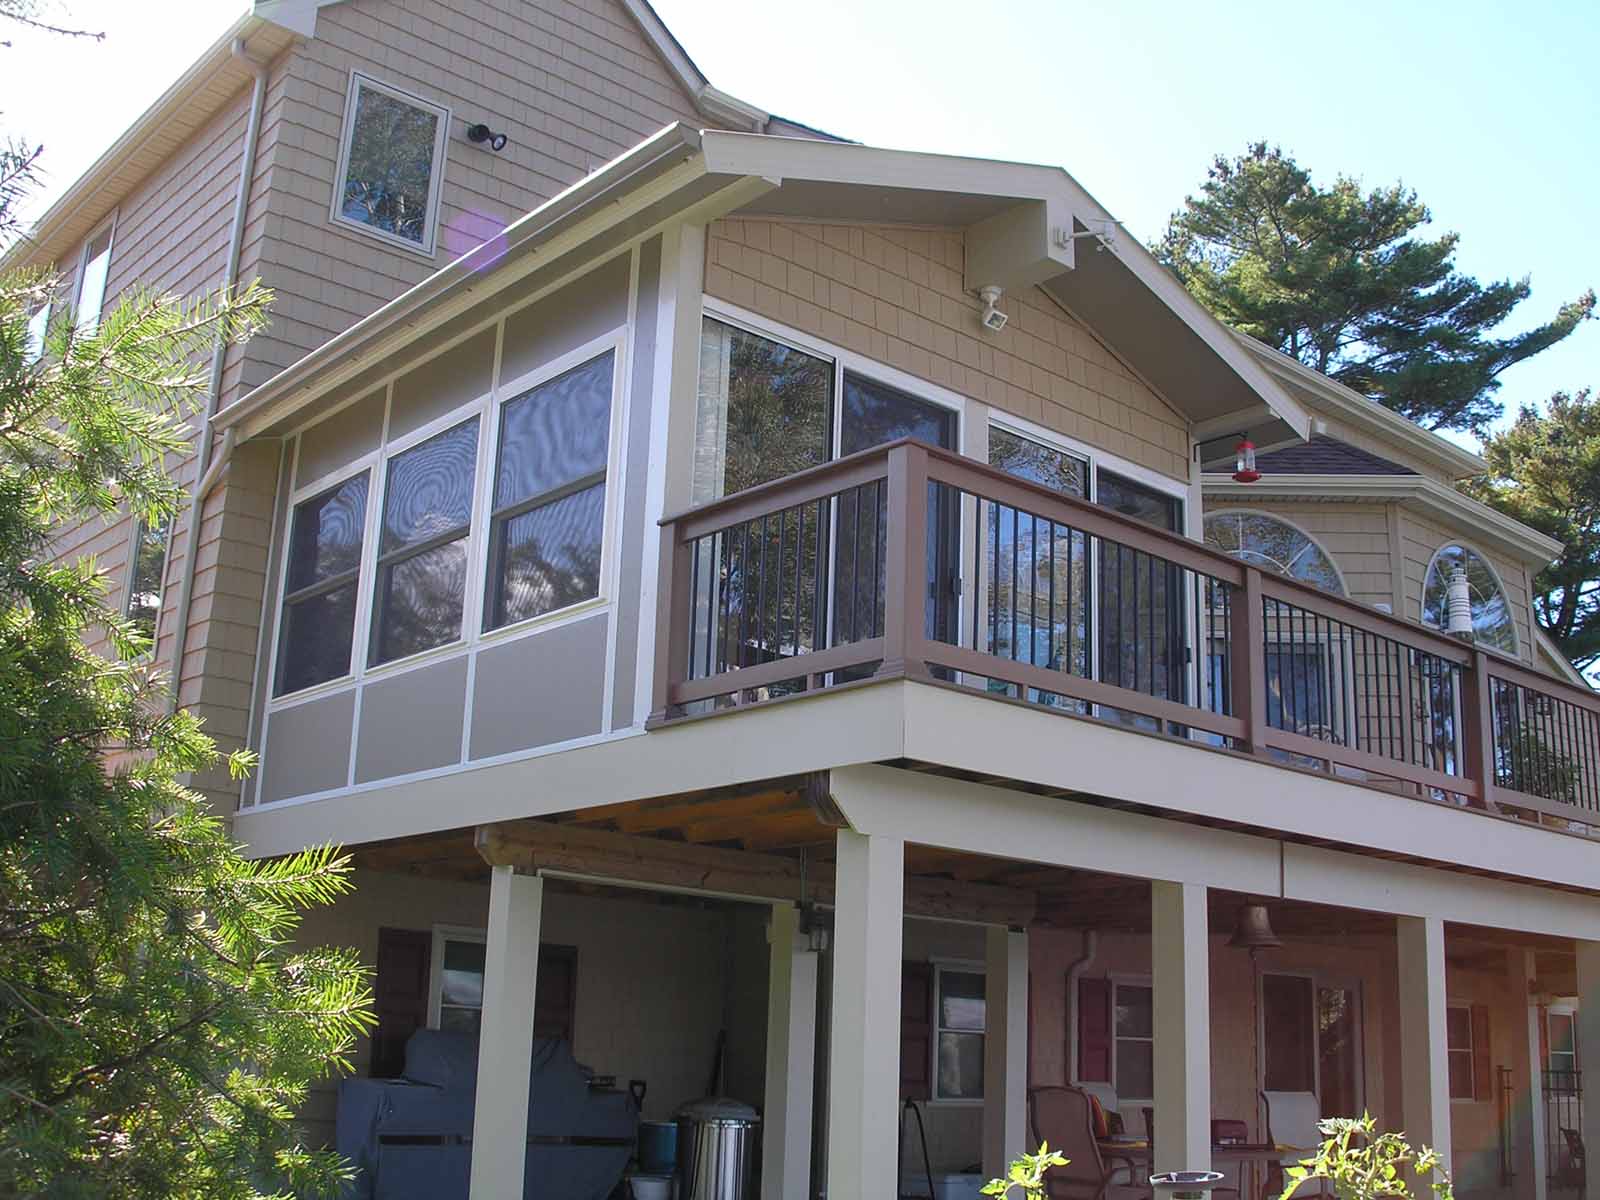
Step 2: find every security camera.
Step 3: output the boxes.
[978,286,1008,333]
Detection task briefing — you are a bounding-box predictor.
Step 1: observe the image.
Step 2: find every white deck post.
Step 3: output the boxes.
[1151,881,1211,1175]
[983,926,1029,1180]
[763,903,818,1200]
[1396,915,1451,1173]
[468,866,543,1200]
[1577,941,1600,1200]
[826,829,904,1200]
[1513,949,1548,1200]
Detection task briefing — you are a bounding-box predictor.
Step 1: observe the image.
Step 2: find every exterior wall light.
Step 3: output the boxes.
[1232,438,1260,484]
[978,285,1008,333]
[466,123,509,152]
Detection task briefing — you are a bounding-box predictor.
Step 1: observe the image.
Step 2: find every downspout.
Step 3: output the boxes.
[1065,928,1099,1082]
[165,37,269,714]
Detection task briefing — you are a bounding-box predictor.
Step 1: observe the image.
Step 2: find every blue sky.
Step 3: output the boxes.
[5,0,1595,450]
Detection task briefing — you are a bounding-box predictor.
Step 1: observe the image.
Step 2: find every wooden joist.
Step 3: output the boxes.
[476,820,1036,927]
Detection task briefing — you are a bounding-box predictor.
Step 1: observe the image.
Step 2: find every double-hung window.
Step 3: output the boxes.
[370,417,479,666]
[1447,1004,1490,1101]
[933,966,986,1100]
[485,351,614,631]
[276,474,370,696]
[333,73,449,255]
[124,517,170,645]
[75,227,112,334]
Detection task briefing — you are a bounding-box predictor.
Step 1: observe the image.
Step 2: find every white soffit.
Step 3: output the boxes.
[699,132,1313,444]
[252,0,338,37]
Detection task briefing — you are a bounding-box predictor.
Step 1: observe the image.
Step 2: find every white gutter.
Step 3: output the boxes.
[1202,472,1564,567]
[164,37,270,714]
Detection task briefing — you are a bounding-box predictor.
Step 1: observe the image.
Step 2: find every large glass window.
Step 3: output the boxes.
[276,474,369,696]
[1548,1010,1578,1075]
[124,517,169,646]
[334,74,448,253]
[1097,470,1185,705]
[371,418,479,665]
[1423,544,1517,654]
[1204,512,1345,596]
[486,352,613,630]
[1113,983,1154,1101]
[693,317,832,503]
[1262,973,1316,1092]
[934,967,985,1100]
[1447,1005,1475,1100]
[75,228,112,334]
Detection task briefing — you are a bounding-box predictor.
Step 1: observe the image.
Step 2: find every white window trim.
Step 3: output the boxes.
[330,72,451,258]
[261,328,628,712]
[1203,508,1350,597]
[427,924,486,1030]
[929,958,987,1106]
[1109,975,1154,1107]
[1422,540,1521,656]
[24,301,51,362]
[73,215,116,334]
[122,514,172,654]
[1445,1001,1478,1102]
[1547,1004,1578,1074]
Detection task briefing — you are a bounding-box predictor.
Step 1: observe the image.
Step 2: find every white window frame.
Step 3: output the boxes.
[1446,1002,1476,1102]
[427,924,486,1031]
[331,72,451,258]
[1257,969,1367,1112]
[122,515,171,653]
[261,327,628,710]
[1548,1005,1579,1074]
[73,217,116,335]
[930,959,987,1105]
[1202,509,1349,597]
[1110,975,1154,1107]
[25,301,51,362]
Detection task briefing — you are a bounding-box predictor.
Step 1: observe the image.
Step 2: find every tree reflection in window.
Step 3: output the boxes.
[1422,544,1517,654]
[1203,511,1344,595]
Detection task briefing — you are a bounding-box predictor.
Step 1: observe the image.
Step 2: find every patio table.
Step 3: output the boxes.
[1096,1139,1296,1200]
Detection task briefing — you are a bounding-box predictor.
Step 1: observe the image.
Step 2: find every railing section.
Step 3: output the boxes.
[651,439,1600,831]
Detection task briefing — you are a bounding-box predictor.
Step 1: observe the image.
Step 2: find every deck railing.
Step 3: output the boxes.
[650,439,1600,831]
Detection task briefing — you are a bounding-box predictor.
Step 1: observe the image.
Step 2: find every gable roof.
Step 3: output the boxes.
[1255,435,1416,476]
[0,0,800,273]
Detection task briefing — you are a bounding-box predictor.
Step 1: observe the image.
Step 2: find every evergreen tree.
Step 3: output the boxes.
[1158,143,1594,436]
[1465,389,1600,678]
[0,146,373,1196]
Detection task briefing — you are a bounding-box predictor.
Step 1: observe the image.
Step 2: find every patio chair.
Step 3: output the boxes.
[1028,1086,1151,1200]
[1261,1091,1331,1199]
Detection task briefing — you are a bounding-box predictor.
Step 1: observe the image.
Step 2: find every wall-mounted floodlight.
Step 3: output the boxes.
[466,123,509,152]
[978,285,1008,333]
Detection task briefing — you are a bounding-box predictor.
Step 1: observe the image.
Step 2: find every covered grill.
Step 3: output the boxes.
[335,1030,636,1199]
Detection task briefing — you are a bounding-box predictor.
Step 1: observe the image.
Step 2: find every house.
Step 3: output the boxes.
[9,3,1599,1199]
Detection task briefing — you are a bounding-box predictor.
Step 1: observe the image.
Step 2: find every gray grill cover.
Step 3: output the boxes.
[336,1031,636,1199]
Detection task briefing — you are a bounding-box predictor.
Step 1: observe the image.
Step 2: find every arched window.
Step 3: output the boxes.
[1203,511,1345,595]
[1423,544,1518,654]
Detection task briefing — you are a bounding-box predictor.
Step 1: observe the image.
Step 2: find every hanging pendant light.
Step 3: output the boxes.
[1232,438,1261,484]
[1228,903,1282,952]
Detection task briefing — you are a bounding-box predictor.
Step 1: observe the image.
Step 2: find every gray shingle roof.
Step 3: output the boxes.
[1254,435,1417,476]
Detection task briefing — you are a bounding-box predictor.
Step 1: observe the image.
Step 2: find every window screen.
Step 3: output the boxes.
[371,418,478,665]
[485,352,613,631]
[276,474,369,695]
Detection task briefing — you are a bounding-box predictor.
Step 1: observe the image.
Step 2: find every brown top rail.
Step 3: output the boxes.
[652,438,1600,825]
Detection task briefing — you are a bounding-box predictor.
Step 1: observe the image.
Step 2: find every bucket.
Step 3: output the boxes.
[638,1120,678,1174]
[675,1097,760,1200]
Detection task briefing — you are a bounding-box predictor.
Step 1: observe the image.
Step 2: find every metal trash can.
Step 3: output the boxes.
[675,1097,760,1200]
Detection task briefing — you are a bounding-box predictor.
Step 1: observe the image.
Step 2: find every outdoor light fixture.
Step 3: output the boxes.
[466,122,509,152]
[1231,438,1260,484]
[978,285,1008,333]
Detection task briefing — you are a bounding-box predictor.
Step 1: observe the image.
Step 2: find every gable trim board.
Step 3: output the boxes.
[1203,473,1563,569]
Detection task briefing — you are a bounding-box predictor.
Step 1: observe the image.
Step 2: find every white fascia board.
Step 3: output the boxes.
[699,132,1313,441]
[615,0,770,131]
[1535,628,1591,689]
[1202,472,1565,566]
[1236,335,1489,481]
[252,0,337,37]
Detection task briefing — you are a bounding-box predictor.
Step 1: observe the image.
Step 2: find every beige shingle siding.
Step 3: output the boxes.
[1203,498,1396,611]
[239,0,706,396]
[704,218,1193,483]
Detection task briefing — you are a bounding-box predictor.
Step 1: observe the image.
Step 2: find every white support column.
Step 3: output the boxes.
[1396,915,1451,1172]
[469,866,544,1200]
[1513,950,1548,1200]
[1151,881,1211,1176]
[983,927,1029,1180]
[1577,942,1600,1200]
[763,904,818,1200]
[826,829,904,1200]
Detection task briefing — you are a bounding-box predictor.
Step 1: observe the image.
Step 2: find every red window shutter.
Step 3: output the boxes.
[901,962,933,1100]
[372,927,432,1078]
[1078,977,1113,1083]
[1472,1004,1491,1101]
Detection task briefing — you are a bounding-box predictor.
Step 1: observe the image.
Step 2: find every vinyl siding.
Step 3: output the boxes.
[1203,498,1396,611]
[704,218,1192,482]
[239,0,706,395]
